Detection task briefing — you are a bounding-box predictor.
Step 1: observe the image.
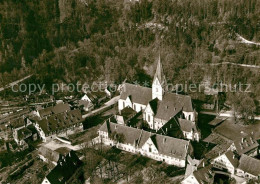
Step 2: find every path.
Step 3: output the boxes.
[200,110,260,120]
[236,33,260,46]
[192,62,260,69]
[82,95,120,119]
[0,75,33,92]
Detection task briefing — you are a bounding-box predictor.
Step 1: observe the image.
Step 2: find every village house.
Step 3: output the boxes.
[36,103,70,119]
[39,146,72,166]
[41,149,83,184]
[115,106,137,125]
[78,99,94,112]
[236,154,260,181]
[81,90,108,106]
[211,150,238,174]
[35,109,83,142]
[182,156,214,184]
[98,120,193,167]
[204,118,259,159]
[117,57,199,141]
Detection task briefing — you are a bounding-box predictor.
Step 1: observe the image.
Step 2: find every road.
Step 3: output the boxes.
[0,75,33,92]
[192,62,260,69]
[82,95,120,119]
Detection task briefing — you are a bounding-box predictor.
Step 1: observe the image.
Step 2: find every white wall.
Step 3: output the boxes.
[183,111,196,122]
[144,104,154,129]
[41,177,51,184]
[212,154,235,174]
[152,78,163,100]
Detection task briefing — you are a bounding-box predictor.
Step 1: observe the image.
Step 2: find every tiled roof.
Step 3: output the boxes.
[52,103,70,114]
[208,117,227,126]
[38,103,70,117]
[157,117,184,138]
[38,106,53,117]
[119,106,136,118]
[78,100,92,108]
[100,121,190,159]
[17,127,32,140]
[178,118,198,132]
[193,164,214,184]
[37,109,83,135]
[120,83,152,105]
[153,134,189,159]
[233,135,259,155]
[224,150,239,168]
[238,154,260,176]
[154,93,193,121]
[10,118,25,129]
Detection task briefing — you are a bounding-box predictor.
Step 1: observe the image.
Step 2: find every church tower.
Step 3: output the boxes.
[152,55,167,100]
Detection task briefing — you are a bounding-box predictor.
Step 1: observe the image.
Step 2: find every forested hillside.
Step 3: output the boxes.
[0,0,259,101]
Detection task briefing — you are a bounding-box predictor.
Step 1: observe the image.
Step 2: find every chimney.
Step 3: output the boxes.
[163,138,166,144]
[203,161,205,167]
[185,144,188,150]
[233,155,235,159]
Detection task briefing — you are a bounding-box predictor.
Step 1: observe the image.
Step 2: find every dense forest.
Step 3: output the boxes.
[0,0,259,105]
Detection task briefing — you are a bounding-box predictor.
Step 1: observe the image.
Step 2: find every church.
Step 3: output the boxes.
[118,56,200,141]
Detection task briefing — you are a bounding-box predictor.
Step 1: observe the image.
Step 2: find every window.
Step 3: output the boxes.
[149,147,152,152]
[123,101,125,108]
[148,115,150,122]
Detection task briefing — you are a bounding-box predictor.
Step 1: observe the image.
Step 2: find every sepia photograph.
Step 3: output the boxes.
[0,0,260,183]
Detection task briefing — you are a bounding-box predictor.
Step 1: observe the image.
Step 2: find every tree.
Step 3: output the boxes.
[230,93,256,124]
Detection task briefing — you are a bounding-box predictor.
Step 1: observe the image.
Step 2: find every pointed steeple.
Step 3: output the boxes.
[152,54,167,100]
[153,54,166,85]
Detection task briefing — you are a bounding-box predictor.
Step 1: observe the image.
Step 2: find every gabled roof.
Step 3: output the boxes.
[152,92,194,121]
[148,98,159,114]
[99,121,190,160]
[193,164,214,184]
[224,150,239,168]
[38,103,70,117]
[17,127,32,140]
[157,117,184,138]
[233,135,259,155]
[153,134,189,159]
[120,83,152,105]
[238,154,260,176]
[46,150,82,184]
[38,109,83,134]
[178,118,198,133]
[78,100,92,108]
[52,103,70,114]
[208,117,227,126]
[10,118,25,129]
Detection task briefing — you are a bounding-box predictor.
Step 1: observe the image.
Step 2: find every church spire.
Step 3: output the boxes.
[153,54,166,85]
[152,54,167,100]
